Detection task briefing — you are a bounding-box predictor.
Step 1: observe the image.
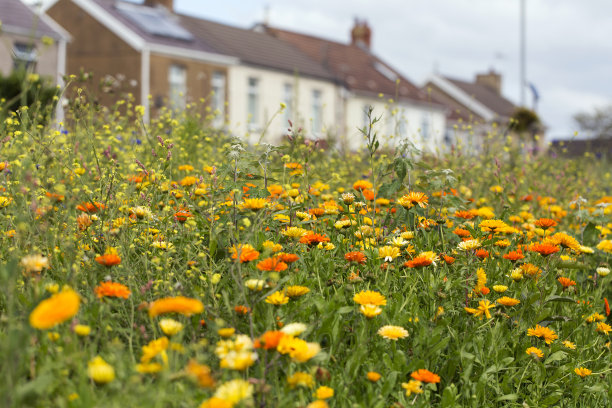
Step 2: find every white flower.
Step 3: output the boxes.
[281,322,307,336]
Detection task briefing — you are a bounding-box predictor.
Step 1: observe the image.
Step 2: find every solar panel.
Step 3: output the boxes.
[115,2,194,41]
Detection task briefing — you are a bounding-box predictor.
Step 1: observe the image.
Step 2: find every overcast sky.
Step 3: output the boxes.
[34,0,612,139]
[172,0,612,140]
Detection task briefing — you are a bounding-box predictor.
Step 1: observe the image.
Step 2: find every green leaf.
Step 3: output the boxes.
[545,296,576,304]
[582,222,599,246]
[544,351,567,364]
[496,394,519,402]
[336,306,354,314]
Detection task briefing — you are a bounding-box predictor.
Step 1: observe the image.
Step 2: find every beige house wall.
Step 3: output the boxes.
[0,32,59,78]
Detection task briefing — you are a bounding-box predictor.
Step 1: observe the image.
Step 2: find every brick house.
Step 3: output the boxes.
[424,70,519,150]
[44,0,236,122]
[0,0,70,118]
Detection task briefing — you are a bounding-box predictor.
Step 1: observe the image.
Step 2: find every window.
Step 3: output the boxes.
[13,42,37,71]
[421,115,430,140]
[311,90,323,135]
[168,64,186,110]
[247,77,260,129]
[282,83,293,128]
[211,71,226,127]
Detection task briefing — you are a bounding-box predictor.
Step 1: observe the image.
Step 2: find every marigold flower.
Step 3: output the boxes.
[254,330,286,349]
[454,210,475,220]
[149,296,204,317]
[475,249,489,259]
[95,253,122,267]
[562,340,576,350]
[526,347,544,358]
[397,192,429,209]
[87,356,115,384]
[458,239,481,251]
[496,297,520,307]
[402,380,423,396]
[527,324,558,344]
[159,318,184,336]
[276,252,300,263]
[280,322,307,336]
[256,257,288,272]
[94,281,131,299]
[367,371,381,382]
[29,288,80,329]
[557,277,576,289]
[345,251,366,264]
[492,285,508,293]
[528,242,560,256]
[520,263,542,278]
[234,305,251,315]
[410,369,440,384]
[286,286,310,298]
[503,250,524,262]
[596,322,612,335]
[597,267,610,277]
[186,360,215,388]
[596,240,612,254]
[265,291,289,305]
[174,208,192,222]
[241,198,268,211]
[218,328,236,338]
[360,304,382,318]
[353,180,373,192]
[299,232,330,246]
[353,290,387,306]
[404,254,433,268]
[213,378,254,405]
[574,367,592,378]
[377,325,409,340]
[534,218,557,229]
[74,324,91,336]
[76,201,105,213]
[287,372,314,388]
[378,245,400,261]
[315,386,334,400]
[480,219,510,233]
[229,244,260,263]
[20,254,49,275]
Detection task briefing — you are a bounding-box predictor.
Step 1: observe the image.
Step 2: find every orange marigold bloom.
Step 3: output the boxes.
[276,253,299,263]
[453,227,471,238]
[345,251,366,264]
[480,287,490,295]
[454,210,475,220]
[558,277,576,289]
[520,263,542,278]
[353,180,373,191]
[95,253,122,267]
[404,255,433,268]
[362,189,376,201]
[308,208,326,217]
[528,242,560,256]
[442,255,455,265]
[94,281,131,299]
[256,257,288,272]
[45,192,65,202]
[29,289,80,329]
[254,330,286,349]
[230,244,260,263]
[76,201,105,213]
[174,208,192,223]
[475,249,489,259]
[527,324,558,344]
[503,250,524,262]
[299,233,330,246]
[410,369,440,384]
[534,218,557,229]
[149,296,204,317]
[397,192,429,209]
[234,305,251,315]
[605,298,611,317]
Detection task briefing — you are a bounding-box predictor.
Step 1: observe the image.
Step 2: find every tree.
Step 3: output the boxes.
[573,105,612,139]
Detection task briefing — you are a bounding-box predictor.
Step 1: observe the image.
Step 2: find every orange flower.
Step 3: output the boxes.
[557,277,576,289]
[254,330,286,349]
[29,289,80,329]
[605,298,610,317]
[299,233,330,246]
[534,218,557,229]
[480,287,490,295]
[362,189,376,201]
[234,305,251,315]
[404,255,433,268]
[95,253,121,267]
[149,296,204,317]
[503,250,524,262]
[454,210,475,220]
[45,192,65,202]
[230,244,260,263]
[256,257,288,272]
[276,253,299,263]
[174,208,192,223]
[94,281,131,299]
[353,180,373,191]
[410,369,440,384]
[452,227,471,238]
[397,192,429,209]
[442,255,455,265]
[345,251,366,264]
[475,249,489,259]
[308,208,325,217]
[76,213,92,231]
[528,242,560,256]
[76,201,105,213]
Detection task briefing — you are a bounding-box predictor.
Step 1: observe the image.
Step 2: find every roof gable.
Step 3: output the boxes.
[444,76,517,119]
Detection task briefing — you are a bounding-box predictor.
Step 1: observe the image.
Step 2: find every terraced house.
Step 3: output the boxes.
[45,0,446,151]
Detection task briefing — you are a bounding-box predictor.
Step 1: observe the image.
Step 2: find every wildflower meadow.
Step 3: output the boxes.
[1,96,612,408]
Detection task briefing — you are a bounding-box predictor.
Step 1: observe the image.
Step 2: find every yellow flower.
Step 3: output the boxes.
[29,288,80,329]
[401,380,423,396]
[367,371,381,382]
[377,325,409,340]
[148,296,204,317]
[245,279,266,291]
[241,198,268,211]
[496,297,520,307]
[87,356,115,384]
[526,347,544,359]
[315,386,334,400]
[265,291,290,305]
[378,245,400,261]
[280,322,307,336]
[353,290,387,306]
[136,362,163,374]
[159,318,184,336]
[74,324,91,336]
[277,336,320,362]
[214,379,254,405]
[20,254,49,274]
[458,239,481,251]
[596,240,612,254]
[397,192,428,209]
[574,367,592,378]
[282,227,309,239]
[218,328,236,338]
[562,340,576,350]
[287,372,314,388]
[527,325,558,344]
[360,304,382,318]
[596,322,612,335]
[492,285,508,293]
[141,337,169,364]
[286,286,310,298]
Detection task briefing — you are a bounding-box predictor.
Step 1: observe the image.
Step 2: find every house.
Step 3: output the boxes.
[0,0,70,119]
[424,70,519,150]
[44,0,237,122]
[264,21,447,152]
[177,14,339,145]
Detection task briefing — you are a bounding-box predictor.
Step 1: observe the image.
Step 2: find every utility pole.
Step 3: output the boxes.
[520,0,526,107]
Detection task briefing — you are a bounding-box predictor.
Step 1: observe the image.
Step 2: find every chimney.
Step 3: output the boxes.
[350,18,371,49]
[144,0,174,11]
[475,69,502,95]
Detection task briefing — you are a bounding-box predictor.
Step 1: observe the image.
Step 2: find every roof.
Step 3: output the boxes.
[177,16,336,81]
[90,0,222,55]
[443,75,516,119]
[0,0,67,40]
[264,26,432,104]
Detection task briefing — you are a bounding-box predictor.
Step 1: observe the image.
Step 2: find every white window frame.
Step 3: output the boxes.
[311,89,323,136]
[168,64,186,110]
[211,71,226,127]
[247,77,260,130]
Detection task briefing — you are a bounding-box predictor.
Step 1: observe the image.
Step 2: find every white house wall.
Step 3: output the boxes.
[227,65,338,146]
[343,96,446,153]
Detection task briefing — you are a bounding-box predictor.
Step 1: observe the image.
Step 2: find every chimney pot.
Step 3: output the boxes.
[144,0,174,12]
[351,19,371,49]
[475,69,502,95]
